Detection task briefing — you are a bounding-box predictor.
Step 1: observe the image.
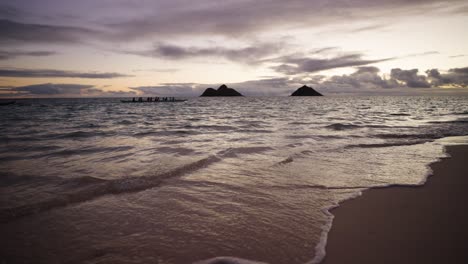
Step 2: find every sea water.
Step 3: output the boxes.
[1,96,468,264]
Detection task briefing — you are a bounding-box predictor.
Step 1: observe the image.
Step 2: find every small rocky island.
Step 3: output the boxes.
[291,85,323,96]
[200,84,243,97]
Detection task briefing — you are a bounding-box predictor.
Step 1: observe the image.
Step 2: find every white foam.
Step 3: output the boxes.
[194,256,268,264]
[307,190,364,264]
[436,135,468,145]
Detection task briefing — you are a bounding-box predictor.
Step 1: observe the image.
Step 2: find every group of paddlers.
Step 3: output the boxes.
[132,97,176,102]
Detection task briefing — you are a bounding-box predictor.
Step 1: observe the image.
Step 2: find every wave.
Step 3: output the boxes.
[325,123,361,131]
[271,183,372,190]
[346,140,429,149]
[152,146,196,156]
[0,144,283,222]
[217,146,274,158]
[186,125,235,131]
[0,155,221,223]
[194,257,267,264]
[239,129,274,134]
[277,157,294,165]
[52,130,114,139]
[373,133,440,139]
[0,145,61,154]
[134,130,200,137]
[116,119,135,125]
[0,135,43,143]
[429,119,468,124]
[389,113,411,116]
[52,146,134,156]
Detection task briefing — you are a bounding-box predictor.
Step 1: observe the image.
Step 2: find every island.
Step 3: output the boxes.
[291,85,323,96]
[200,84,243,97]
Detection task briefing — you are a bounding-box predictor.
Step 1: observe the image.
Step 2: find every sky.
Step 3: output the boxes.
[0,0,468,97]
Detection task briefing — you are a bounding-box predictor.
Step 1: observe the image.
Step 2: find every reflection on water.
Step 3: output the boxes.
[1,96,468,264]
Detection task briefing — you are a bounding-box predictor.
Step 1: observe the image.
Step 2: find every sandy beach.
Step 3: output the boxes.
[323,144,468,264]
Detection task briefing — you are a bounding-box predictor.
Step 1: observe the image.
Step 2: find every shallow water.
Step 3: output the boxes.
[1,96,468,264]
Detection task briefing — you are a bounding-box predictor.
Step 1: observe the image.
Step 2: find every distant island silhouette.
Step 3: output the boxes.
[291,85,323,96]
[200,84,243,97]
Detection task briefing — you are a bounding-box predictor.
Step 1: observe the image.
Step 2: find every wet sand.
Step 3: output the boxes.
[323,145,468,264]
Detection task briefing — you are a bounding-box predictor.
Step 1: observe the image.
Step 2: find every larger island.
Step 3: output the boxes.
[200,84,243,97]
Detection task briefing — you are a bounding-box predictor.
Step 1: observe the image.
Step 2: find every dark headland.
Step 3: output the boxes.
[200,84,243,97]
[291,85,323,96]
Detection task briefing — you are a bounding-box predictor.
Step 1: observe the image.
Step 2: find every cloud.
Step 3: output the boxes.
[131,83,202,97]
[130,66,468,97]
[0,5,22,19]
[228,77,303,96]
[426,67,468,87]
[0,50,56,60]
[390,68,431,88]
[127,42,284,64]
[131,68,179,73]
[450,67,468,74]
[271,54,393,75]
[0,68,131,78]
[107,0,466,40]
[0,0,465,47]
[5,66,467,98]
[350,24,388,33]
[12,83,93,95]
[313,66,468,93]
[314,66,399,92]
[1,83,136,97]
[404,51,440,58]
[0,19,99,45]
[131,77,307,97]
[450,54,466,58]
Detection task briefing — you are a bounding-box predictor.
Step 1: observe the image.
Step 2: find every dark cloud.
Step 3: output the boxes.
[12,83,94,95]
[128,42,284,64]
[450,67,468,74]
[0,0,465,46]
[390,68,431,88]
[0,50,56,60]
[354,66,381,74]
[315,66,399,92]
[314,66,468,93]
[271,54,392,75]
[0,68,131,78]
[108,0,466,40]
[2,83,136,97]
[426,67,468,87]
[0,6,22,19]
[0,19,99,45]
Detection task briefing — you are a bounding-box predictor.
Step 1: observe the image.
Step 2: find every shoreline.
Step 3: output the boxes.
[321,144,468,263]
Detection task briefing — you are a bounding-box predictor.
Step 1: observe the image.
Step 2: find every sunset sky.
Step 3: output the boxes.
[1,0,468,97]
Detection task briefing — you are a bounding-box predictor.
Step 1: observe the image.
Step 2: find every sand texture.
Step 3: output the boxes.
[323,145,468,264]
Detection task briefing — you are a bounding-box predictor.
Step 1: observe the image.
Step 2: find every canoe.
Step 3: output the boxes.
[120,99,187,103]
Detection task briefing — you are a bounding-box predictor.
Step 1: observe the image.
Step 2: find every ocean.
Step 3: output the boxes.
[1,96,468,264]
